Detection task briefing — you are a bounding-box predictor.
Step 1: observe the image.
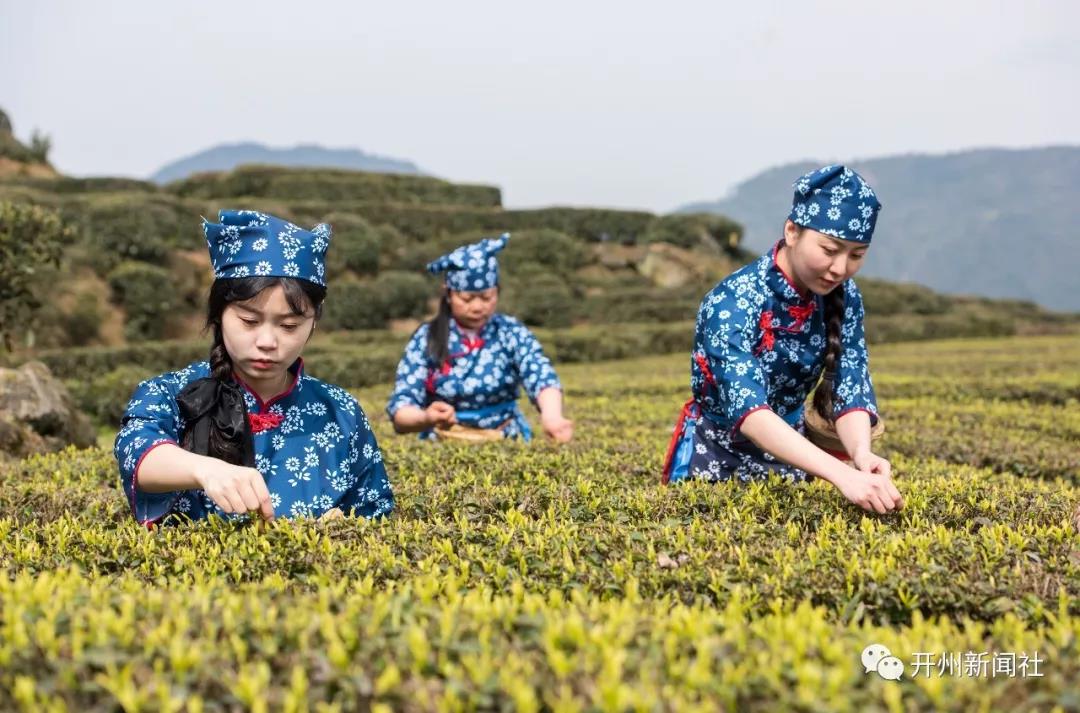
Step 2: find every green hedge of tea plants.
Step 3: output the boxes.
[1,335,1078,709]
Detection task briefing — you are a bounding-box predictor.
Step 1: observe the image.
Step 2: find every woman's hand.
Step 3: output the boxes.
[852,450,892,478]
[536,387,572,443]
[425,401,457,428]
[541,414,574,443]
[194,460,275,520]
[835,467,903,514]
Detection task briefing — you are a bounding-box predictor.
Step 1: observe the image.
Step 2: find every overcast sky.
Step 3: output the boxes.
[2,1,1078,212]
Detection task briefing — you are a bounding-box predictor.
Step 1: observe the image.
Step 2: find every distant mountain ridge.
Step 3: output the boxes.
[150,142,423,184]
[677,147,1080,310]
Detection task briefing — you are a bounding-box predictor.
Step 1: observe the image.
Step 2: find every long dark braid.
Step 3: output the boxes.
[812,284,846,425]
[208,323,234,383]
[195,322,247,464]
[426,292,452,365]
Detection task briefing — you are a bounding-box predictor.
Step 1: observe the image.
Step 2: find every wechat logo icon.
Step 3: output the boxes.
[862,643,905,681]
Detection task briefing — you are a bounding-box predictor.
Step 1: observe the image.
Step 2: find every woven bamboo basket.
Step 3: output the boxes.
[433,422,508,443]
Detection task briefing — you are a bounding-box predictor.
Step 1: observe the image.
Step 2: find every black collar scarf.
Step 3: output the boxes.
[176,377,256,467]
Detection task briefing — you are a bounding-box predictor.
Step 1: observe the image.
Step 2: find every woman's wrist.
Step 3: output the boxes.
[820,462,862,488]
[805,454,860,487]
[184,451,211,489]
[849,445,872,462]
[539,406,560,421]
[536,387,562,417]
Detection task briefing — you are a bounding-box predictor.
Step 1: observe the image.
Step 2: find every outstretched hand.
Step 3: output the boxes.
[541,414,574,443]
[839,451,903,514]
[194,461,275,521]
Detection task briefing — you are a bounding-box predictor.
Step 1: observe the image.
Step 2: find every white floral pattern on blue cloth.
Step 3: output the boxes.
[114,359,394,525]
[672,240,878,483]
[426,233,509,291]
[386,313,561,440]
[684,415,812,484]
[203,210,332,286]
[789,165,882,244]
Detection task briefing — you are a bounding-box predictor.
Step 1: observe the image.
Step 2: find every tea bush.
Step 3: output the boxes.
[320,273,432,331]
[499,274,579,328]
[76,193,200,272]
[641,212,743,251]
[2,172,1075,352]
[106,261,180,342]
[167,166,502,208]
[1,334,1078,709]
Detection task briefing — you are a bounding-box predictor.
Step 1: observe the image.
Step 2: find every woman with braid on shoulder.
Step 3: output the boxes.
[661,165,902,514]
[114,210,394,527]
[386,234,571,443]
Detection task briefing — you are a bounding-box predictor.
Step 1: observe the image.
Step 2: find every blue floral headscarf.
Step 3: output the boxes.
[426,233,510,291]
[789,165,882,243]
[203,210,332,286]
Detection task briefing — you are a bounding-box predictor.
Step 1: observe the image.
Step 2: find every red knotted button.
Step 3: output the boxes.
[786,301,816,329]
[755,310,776,355]
[248,411,284,434]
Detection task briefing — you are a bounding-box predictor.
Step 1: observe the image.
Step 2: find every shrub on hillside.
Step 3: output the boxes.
[323,272,432,330]
[67,364,155,424]
[858,278,951,316]
[0,202,68,351]
[315,203,657,244]
[499,229,588,277]
[580,288,701,324]
[23,341,210,380]
[28,296,105,349]
[501,273,577,328]
[1,176,160,194]
[80,194,196,272]
[107,261,178,342]
[324,215,405,279]
[168,165,502,208]
[642,213,744,252]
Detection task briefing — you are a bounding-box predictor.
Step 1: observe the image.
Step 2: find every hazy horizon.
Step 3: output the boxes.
[3,1,1078,212]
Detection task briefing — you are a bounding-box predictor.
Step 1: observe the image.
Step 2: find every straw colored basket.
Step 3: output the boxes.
[433,422,509,443]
